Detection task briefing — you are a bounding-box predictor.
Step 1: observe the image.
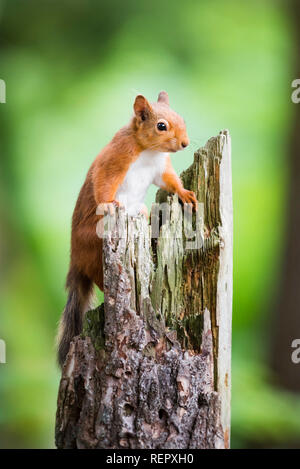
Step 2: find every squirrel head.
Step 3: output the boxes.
[132,91,189,153]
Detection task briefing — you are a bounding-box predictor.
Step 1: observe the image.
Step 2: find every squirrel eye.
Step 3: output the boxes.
[157,122,167,131]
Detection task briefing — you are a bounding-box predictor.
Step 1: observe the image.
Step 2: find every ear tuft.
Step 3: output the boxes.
[134,95,151,120]
[157,91,169,106]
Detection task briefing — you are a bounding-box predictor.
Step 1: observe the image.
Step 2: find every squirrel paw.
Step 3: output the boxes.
[138,204,149,220]
[179,189,198,211]
[99,200,123,216]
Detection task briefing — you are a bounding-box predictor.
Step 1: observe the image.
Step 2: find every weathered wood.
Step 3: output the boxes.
[55,130,233,449]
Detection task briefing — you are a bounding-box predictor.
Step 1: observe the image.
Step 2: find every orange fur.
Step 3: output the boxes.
[69,92,195,291]
[57,91,197,367]
[70,129,142,291]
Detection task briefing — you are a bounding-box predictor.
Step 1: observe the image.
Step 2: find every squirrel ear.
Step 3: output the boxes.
[134,95,152,120]
[157,91,169,106]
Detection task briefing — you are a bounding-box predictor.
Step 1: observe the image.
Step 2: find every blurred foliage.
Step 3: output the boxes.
[0,0,299,448]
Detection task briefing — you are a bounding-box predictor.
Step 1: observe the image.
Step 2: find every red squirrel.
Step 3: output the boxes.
[57,91,197,367]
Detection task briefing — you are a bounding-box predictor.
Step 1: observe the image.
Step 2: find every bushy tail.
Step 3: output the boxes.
[57,267,93,368]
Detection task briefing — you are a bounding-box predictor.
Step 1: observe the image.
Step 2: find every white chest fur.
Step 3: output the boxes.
[116,150,168,216]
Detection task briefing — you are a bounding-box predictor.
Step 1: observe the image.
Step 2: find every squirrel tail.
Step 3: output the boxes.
[57,266,93,368]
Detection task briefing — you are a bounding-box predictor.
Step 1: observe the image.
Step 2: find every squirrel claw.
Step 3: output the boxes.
[100,200,123,216]
[138,204,149,220]
[179,189,198,211]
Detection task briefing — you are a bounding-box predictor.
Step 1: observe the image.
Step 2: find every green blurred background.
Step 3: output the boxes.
[0,0,300,448]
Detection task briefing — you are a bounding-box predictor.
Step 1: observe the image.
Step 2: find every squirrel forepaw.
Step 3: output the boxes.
[138,203,149,220]
[99,200,124,216]
[179,189,198,211]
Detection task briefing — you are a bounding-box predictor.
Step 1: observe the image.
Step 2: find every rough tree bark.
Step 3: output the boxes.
[55,130,233,449]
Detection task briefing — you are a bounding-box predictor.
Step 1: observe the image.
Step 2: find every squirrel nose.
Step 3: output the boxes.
[181,141,188,148]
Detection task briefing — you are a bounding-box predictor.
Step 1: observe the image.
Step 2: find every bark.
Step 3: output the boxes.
[55,130,233,449]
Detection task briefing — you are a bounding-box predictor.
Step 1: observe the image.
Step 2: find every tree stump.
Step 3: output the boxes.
[55,130,233,449]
